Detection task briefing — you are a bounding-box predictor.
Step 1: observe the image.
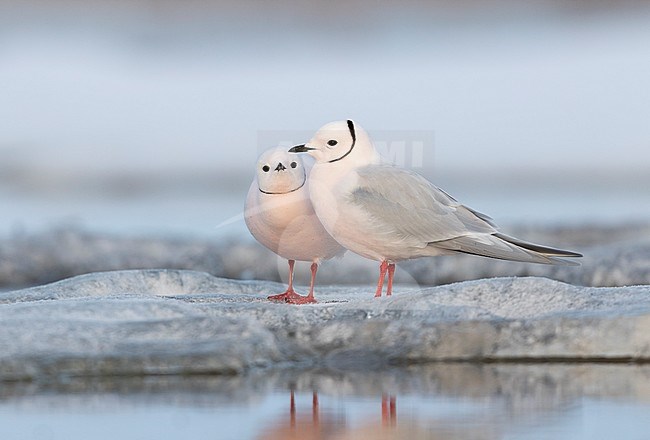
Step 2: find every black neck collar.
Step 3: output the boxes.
[258,170,306,195]
[328,119,356,163]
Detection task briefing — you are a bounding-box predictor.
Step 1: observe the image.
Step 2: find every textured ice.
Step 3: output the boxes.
[2,269,650,381]
[2,224,650,290]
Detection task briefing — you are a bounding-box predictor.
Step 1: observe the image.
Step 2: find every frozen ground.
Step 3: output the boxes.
[2,269,650,381]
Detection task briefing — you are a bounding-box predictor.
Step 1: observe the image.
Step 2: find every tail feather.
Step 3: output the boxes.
[494,233,583,258]
[430,233,582,266]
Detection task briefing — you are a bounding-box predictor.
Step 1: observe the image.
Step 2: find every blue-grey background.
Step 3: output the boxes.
[1,0,649,238]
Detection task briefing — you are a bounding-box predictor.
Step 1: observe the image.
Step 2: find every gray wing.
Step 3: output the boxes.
[351,165,497,244]
[351,165,581,264]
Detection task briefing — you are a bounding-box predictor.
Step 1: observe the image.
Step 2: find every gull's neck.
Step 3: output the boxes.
[311,143,380,184]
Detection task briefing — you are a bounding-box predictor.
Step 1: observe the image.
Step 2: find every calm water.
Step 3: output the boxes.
[1,364,649,440]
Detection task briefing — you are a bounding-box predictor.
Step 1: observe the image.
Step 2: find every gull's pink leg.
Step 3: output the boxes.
[374,261,389,297]
[268,260,302,302]
[386,263,396,296]
[285,262,318,305]
[287,260,295,291]
[306,262,319,303]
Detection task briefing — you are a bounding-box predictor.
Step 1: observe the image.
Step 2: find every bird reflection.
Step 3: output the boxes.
[381,393,397,428]
[258,389,343,440]
[288,390,321,429]
[258,390,399,440]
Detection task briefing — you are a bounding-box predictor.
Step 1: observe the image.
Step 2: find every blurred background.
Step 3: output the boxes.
[2,4,650,437]
[1,0,649,239]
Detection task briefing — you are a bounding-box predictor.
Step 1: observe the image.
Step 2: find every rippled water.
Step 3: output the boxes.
[1,364,649,440]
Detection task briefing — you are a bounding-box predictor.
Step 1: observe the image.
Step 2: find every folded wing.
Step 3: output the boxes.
[351,165,581,265]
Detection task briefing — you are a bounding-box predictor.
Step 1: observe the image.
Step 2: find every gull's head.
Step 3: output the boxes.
[255,147,306,194]
[289,119,378,166]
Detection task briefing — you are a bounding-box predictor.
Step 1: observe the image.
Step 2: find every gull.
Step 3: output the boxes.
[245,147,345,304]
[289,120,582,297]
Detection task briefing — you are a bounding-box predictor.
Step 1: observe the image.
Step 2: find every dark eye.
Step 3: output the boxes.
[327,140,338,146]
[290,162,297,168]
[262,165,270,172]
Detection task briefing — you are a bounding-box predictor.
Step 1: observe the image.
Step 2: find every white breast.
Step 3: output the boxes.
[244,180,344,263]
[307,163,381,260]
